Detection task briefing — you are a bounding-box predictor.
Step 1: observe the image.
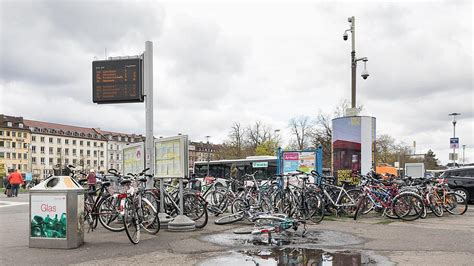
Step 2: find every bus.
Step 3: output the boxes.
[193,156,278,181]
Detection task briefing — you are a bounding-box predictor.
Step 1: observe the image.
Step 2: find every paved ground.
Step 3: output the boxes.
[0,193,473,265]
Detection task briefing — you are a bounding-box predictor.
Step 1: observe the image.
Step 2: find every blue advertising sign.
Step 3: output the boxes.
[450,138,459,149]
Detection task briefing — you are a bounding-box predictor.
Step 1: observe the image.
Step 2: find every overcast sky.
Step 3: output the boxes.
[0,0,472,164]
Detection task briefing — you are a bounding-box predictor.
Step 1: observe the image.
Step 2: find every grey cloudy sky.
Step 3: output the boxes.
[0,0,472,164]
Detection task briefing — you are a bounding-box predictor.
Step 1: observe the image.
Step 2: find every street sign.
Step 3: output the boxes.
[450,138,459,149]
[252,162,268,168]
[92,58,143,104]
[449,153,458,160]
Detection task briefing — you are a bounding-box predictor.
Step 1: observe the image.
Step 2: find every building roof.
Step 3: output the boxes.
[23,119,106,140]
[0,114,29,131]
[95,129,145,142]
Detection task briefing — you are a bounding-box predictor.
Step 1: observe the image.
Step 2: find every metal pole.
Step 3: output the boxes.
[453,121,456,166]
[462,145,466,165]
[144,41,154,187]
[206,136,210,176]
[350,16,356,108]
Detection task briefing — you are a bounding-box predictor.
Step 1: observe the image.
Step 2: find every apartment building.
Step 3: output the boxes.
[0,115,31,177]
[188,141,219,170]
[24,119,108,180]
[95,129,144,172]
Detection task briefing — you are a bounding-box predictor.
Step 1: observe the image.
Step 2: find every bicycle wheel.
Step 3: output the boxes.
[340,189,362,217]
[214,211,245,225]
[141,196,160,234]
[393,192,424,221]
[274,190,293,216]
[428,194,443,217]
[444,192,468,215]
[98,196,125,232]
[205,190,227,215]
[182,193,208,229]
[123,198,140,244]
[353,195,367,220]
[306,193,325,223]
[84,194,98,230]
[231,198,248,214]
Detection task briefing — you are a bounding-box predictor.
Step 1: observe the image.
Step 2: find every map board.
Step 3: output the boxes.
[282,151,317,174]
[92,58,143,104]
[154,135,188,178]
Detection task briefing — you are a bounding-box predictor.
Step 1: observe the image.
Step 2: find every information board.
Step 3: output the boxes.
[282,151,316,174]
[123,142,145,175]
[92,58,143,103]
[154,135,188,178]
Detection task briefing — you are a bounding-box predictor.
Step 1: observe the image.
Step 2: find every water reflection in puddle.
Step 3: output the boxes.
[201,248,362,266]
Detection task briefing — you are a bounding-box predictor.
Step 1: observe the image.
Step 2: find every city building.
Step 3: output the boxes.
[0,115,32,177]
[188,141,219,171]
[24,119,108,180]
[94,129,144,172]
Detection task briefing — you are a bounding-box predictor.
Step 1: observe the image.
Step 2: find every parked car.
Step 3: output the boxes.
[440,167,474,202]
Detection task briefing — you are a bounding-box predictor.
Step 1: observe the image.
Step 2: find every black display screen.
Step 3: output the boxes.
[92,58,143,103]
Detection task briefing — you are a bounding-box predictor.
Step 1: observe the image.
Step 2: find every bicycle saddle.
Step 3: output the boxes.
[120,179,132,185]
[137,177,147,183]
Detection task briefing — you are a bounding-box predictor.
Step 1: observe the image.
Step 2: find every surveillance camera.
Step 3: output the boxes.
[348,17,352,23]
[361,70,369,80]
[343,32,348,41]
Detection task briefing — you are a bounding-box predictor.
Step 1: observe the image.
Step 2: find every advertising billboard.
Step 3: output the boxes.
[332,116,376,185]
[282,151,317,174]
[123,142,145,175]
[30,194,67,239]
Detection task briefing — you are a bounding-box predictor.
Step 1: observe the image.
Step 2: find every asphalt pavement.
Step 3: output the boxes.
[0,193,473,265]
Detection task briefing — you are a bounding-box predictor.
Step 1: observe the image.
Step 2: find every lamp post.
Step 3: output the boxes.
[462,145,466,166]
[449,113,461,166]
[343,16,369,109]
[205,136,210,176]
[273,129,280,155]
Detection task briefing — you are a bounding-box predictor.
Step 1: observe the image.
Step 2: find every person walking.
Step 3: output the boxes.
[8,169,24,197]
[3,170,11,197]
[87,169,97,193]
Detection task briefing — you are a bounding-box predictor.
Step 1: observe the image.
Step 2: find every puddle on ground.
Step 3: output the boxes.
[201,229,362,248]
[200,248,368,266]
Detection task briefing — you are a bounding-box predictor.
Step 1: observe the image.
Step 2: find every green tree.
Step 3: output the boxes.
[424,149,439,169]
[255,140,278,156]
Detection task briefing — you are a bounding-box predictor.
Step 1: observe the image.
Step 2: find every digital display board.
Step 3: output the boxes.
[92,58,143,103]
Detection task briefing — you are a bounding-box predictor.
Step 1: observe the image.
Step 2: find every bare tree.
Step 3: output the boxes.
[309,113,332,168]
[229,122,246,157]
[289,116,312,150]
[333,99,364,118]
[247,121,272,149]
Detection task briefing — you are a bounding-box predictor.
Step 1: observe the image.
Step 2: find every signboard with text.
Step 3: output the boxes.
[450,138,459,149]
[123,142,145,175]
[154,135,189,178]
[93,58,143,104]
[30,194,67,239]
[282,151,316,174]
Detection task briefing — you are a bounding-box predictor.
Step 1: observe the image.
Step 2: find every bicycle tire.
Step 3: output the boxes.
[84,194,98,230]
[307,193,325,223]
[182,193,208,229]
[340,189,361,217]
[123,198,140,244]
[445,192,468,215]
[428,194,443,217]
[393,192,424,221]
[353,195,367,221]
[214,211,245,225]
[141,196,160,234]
[204,190,227,215]
[98,196,125,232]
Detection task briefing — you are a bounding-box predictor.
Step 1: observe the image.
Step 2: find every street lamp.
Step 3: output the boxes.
[205,136,211,176]
[343,16,369,109]
[449,113,461,166]
[273,129,280,155]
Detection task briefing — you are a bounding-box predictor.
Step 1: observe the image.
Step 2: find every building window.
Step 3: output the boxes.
[65,148,69,155]
[40,136,45,142]
[23,153,27,159]
[0,141,3,147]
[0,130,3,136]
[32,136,36,142]
[12,153,16,159]
[7,122,12,127]
[72,149,76,156]
[0,152,4,158]
[100,151,104,157]
[87,160,90,166]
[65,139,69,145]
[116,154,120,160]
[73,140,76,145]
[49,147,53,155]
[80,150,84,156]
[40,146,45,154]
[100,143,104,148]
[57,138,61,144]
[100,160,104,167]
[57,148,61,154]
[65,158,69,164]
[49,137,53,143]
[73,159,77,165]
[80,141,83,146]
[23,143,28,149]
[93,160,97,167]
[12,131,16,137]
[18,123,23,128]
[116,164,120,170]
[87,141,91,147]
[11,142,16,148]
[31,146,36,153]
[6,153,10,159]
[87,150,91,156]
[57,158,61,164]
[40,157,45,165]
[32,157,36,164]
[49,158,53,165]
[93,150,97,156]
[94,142,97,147]
[110,154,113,160]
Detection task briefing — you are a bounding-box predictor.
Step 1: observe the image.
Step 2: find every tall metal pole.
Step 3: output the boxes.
[205,136,210,176]
[453,120,456,166]
[350,16,356,108]
[462,145,466,165]
[144,41,154,187]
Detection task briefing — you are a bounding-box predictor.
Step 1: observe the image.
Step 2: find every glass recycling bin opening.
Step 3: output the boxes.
[29,176,85,249]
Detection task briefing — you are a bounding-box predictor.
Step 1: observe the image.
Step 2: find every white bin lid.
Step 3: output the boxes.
[30,176,83,191]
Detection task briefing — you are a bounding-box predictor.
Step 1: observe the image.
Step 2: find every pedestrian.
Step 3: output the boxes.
[8,169,24,197]
[87,169,97,193]
[3,170,11,196]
